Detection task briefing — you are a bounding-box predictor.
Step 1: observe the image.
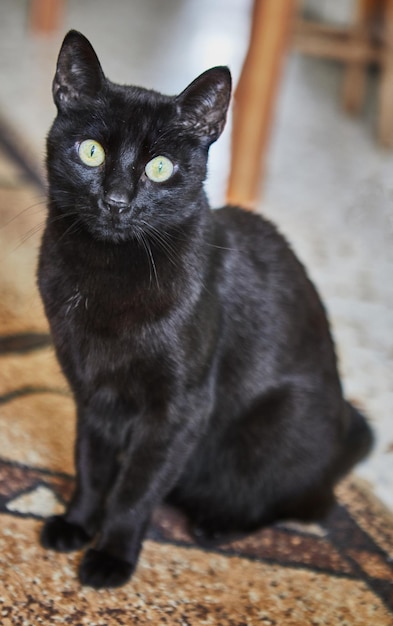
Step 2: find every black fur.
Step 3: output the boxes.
[38,31,373,588]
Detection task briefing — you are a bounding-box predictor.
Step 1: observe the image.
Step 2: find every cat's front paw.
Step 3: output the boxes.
[41,515,91,552]
[79,548,134,589]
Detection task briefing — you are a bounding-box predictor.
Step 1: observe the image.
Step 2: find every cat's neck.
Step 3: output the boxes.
[41,195,217,326]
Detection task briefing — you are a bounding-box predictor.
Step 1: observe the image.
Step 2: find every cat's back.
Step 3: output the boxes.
[209,205,335,378]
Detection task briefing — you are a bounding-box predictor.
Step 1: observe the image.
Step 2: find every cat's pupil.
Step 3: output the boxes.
[90,145,96,157]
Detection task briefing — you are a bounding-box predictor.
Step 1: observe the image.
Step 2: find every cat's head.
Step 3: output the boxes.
[47,30,231,243]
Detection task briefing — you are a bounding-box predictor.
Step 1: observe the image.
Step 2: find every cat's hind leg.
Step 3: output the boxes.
[169,386,344,545]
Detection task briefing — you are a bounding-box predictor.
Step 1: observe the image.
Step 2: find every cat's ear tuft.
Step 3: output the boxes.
[176,67,232,145]
[53,30,105,111]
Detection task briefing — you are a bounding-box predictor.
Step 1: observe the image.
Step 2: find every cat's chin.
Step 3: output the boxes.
[87,223,135,244]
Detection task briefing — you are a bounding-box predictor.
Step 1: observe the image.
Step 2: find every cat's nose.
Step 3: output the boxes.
[103,190,130,214]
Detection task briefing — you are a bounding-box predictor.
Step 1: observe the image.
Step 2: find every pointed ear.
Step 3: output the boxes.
[53,30,105,111]
[176,67,232,146]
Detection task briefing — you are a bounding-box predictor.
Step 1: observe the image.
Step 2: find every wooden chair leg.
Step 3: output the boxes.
[378,0,393,145]
[29,0,65,33]
[342,0,376,113]
[226,0,297,209]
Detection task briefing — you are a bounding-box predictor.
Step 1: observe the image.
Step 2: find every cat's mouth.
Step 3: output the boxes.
[81,209,130,242]
[84,208,148,244]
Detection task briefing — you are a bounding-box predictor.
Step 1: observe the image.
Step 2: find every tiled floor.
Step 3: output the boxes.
[0,0,392,510]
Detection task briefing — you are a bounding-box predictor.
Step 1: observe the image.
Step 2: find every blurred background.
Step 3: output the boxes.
[0,0,392,510]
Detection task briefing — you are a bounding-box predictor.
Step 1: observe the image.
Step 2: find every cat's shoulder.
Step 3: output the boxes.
[210,205,302,276]
[212,205,287,247]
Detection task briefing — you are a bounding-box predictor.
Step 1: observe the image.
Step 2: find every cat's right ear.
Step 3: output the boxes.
[53,30,105,112]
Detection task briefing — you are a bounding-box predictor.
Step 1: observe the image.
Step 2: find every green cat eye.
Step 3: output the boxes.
[78,139,105,167]
[145,156,174,183]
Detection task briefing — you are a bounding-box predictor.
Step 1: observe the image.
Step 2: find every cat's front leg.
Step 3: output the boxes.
[41,416,119,553]
[78,417,200,588]
[79,516,148,588]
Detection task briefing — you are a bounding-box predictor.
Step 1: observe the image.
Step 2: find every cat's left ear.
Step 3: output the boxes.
[176,67,232,146]
[53,30,105,112]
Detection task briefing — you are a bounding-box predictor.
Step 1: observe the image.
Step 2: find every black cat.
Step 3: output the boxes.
[38,30,373,589]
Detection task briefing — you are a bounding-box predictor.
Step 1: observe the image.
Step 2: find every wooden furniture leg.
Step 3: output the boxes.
[29,0,65,33]
[226,0,297,209]
[378,0,393,145]
[342,0,377,113]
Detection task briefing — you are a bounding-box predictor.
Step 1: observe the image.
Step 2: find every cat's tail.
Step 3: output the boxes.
[333,401,374,481]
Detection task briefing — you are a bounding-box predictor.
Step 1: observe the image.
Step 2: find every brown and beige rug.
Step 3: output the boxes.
[0,141,392,625]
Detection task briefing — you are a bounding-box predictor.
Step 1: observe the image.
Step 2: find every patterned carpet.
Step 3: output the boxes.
[0,145,392,624]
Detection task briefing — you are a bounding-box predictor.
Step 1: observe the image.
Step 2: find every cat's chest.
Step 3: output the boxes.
[49,261,171,334]
[39,225,174,329]
[51,275,175,380]
[39,240,196,380]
